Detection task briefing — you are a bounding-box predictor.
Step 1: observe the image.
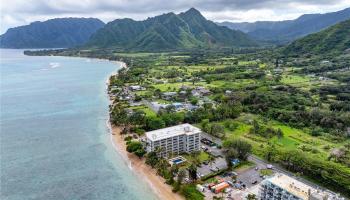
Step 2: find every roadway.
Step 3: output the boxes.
[201,131,338,196]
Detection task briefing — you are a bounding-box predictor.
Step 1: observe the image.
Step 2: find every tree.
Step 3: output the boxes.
[177,169,186,184]
[250,120,260,135]
[265,143,277,162]
[224,139,252,160]
[189,151,201,166]
[156,158,170,177]
[208,123,225,138]
[192,77,200,85]
[201,119,210,132]
[145,151,159,168]
[146,116,165,130]
[126,141,143,153]
[160,112,185,126]
[190,97,199,105]
[172,168,185,192]
[188,164,197,181]
[126,141,146,158]
[135,148,146,158]
[110,107,128,126]
[274,74,282,83]
[154,89,162,99]
[247,194,257,200]
[129,110,146,126]
[225,149,238,167]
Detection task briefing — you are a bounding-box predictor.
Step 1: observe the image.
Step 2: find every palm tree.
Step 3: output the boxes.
[189,151,201,166]
[177,169,186,184]
[188,163,197,181]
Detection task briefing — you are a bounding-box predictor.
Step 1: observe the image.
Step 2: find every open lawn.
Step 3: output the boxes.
[131,105,156,117]
[220,113,343,161]
[281,74,312,90]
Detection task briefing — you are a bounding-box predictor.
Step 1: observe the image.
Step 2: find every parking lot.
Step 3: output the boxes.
[235,161,266,188]
[197,157,227,177]
[196,133,280,199]
[197,135,228,178]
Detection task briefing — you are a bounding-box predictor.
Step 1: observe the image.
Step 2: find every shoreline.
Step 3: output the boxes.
[105,61,184,200]
[108,126,184,200]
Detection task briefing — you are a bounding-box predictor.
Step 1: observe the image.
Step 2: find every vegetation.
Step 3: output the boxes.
[94,49,349,196]
[85,8,257,51]
[223,139,252,161]
[126,141,146,158]
[283,19,350,56]
[0,18,104,48]
[180,184,204,200]
[219,7,350,44]
[27,18,350,196]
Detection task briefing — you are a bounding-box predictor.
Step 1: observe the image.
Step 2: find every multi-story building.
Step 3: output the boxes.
[145,123,201,157]
[260,174,344,200]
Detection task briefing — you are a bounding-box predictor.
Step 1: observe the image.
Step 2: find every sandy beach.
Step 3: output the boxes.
[106,61,183,200]
[109,126,184,200]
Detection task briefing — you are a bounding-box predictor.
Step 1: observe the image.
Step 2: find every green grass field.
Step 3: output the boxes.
[131,105,156,117]
[219,113,343,161]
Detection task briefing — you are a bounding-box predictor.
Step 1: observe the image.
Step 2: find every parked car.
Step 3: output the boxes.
[227,181,235,186]
[266,164,274,169]
[251,180,258,184]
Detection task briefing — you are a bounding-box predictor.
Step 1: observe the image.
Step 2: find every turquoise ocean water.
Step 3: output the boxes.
[0,49,157,200]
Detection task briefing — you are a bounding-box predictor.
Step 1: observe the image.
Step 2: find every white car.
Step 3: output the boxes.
[266,164,274,169]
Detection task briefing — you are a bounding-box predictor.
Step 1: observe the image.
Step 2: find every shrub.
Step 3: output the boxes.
[124,136,132,141]
[180,184,204,200]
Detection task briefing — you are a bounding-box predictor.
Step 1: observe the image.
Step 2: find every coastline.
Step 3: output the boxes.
[109,126,184,200]
[105,62,184,200]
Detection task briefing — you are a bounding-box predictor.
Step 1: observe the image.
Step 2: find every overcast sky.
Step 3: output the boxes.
[1,0,350,34]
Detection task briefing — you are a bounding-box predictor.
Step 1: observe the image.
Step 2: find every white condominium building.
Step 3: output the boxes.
[260,174,344,200]
[145,124,201,157]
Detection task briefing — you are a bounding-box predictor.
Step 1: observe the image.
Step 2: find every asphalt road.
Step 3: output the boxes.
[201,131,338,196]
[248,155,337,196]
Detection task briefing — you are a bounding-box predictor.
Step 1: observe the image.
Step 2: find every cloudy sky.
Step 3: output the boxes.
[1,0,350,34]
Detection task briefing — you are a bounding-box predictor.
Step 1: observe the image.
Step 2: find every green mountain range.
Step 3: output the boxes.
[218,7,350,44]
[0,18,104,48]
[283,19,350,56]
[86,8,257,51]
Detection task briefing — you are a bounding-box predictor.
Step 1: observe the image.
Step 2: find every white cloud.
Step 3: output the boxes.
[1,0,350,33]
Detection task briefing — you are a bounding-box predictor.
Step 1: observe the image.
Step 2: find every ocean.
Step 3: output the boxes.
[0,49,157,200]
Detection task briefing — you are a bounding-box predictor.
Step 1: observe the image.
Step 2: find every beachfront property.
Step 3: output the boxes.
[259,174,344,200]
[168,156,187,166]
[145,124,201,157]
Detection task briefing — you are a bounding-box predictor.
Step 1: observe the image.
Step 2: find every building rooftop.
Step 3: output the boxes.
[267,174,310,199]
[266,174,341,200]
[146,124,201,141]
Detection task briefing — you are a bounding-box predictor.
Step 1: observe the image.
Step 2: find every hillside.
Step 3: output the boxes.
[86,8,257,51]
[282,19,350,56]
[218,7,350,43]
[0,18,104,48]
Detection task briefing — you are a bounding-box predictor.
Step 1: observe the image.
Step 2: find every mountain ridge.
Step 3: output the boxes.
[0,18,105,48]
[282,19,350,56]
[218,7,350,43]
[85,8,257,51]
